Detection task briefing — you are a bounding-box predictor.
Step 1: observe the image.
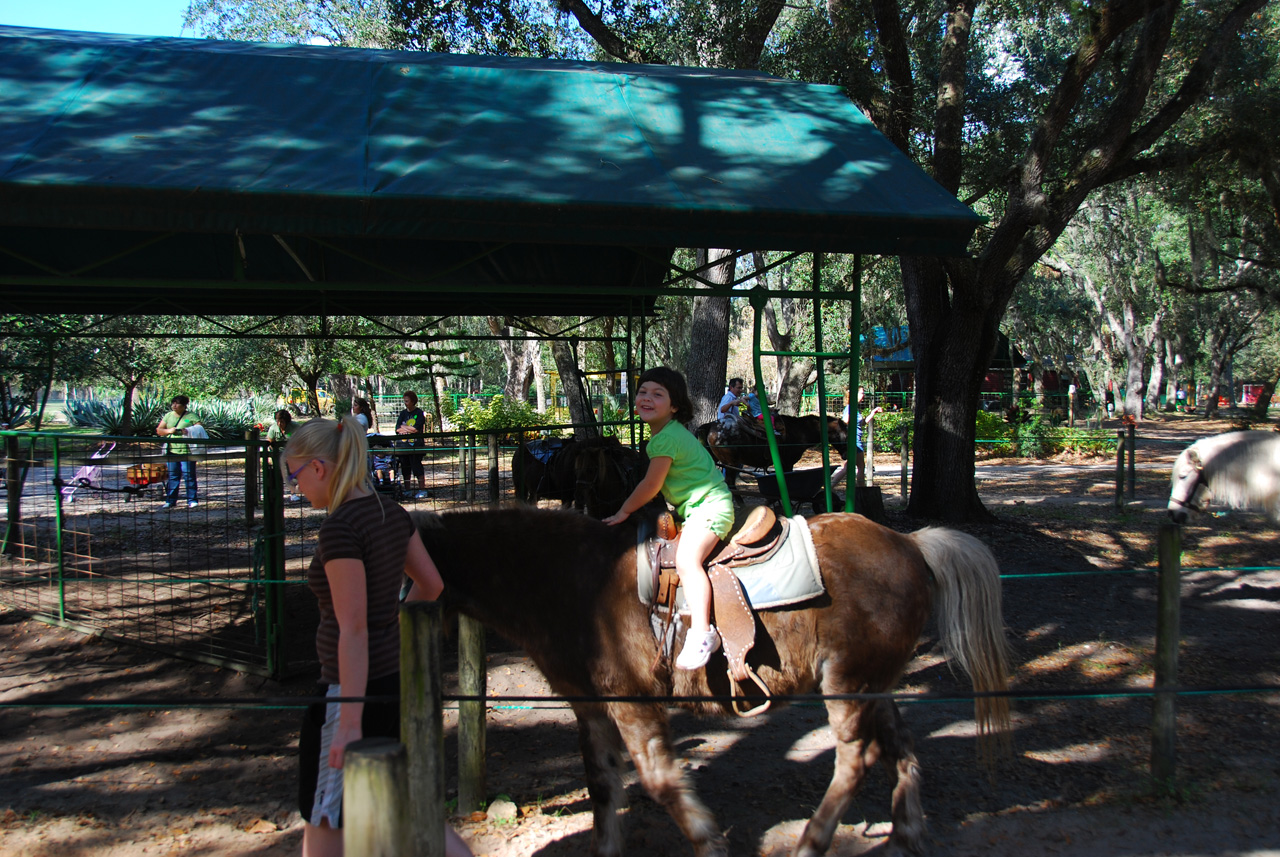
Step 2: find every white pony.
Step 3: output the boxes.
[1168,430,1280,525]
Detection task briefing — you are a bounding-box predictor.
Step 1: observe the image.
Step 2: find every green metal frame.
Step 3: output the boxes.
[748,252,862,517]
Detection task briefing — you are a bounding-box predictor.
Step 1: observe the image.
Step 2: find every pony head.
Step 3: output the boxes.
[1167,447,1212,524]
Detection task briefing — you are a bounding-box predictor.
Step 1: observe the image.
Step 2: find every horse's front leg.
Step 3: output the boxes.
[608,701,727,857]
[573,702,628,857]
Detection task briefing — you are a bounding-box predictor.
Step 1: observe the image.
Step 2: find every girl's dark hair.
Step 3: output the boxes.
[637,367,695,426]
[171,395,190,406]
[274,409,292,426]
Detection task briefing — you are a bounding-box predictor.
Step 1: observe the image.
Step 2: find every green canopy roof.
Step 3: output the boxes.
[0,26,979,316]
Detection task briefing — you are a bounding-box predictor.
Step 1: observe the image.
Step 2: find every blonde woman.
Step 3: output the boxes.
[282,416,471,857]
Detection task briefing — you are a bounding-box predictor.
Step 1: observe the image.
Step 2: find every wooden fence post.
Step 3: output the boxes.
[1115,430,1125,508]
[486,432,499,505]
[344,737,412,857]
[1152,523,1182,792]
[401,601,444,857]
[899,423,909,503]
[458,616,487,814]
[244,427,259,529]
[3,434,21,556]
[466,431,477,503]
[1127,423,1137,500]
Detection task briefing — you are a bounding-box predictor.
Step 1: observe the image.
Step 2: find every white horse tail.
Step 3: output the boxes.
[909,526,1012,763]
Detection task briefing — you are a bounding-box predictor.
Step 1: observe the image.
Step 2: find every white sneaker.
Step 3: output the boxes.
[675,626,721,671]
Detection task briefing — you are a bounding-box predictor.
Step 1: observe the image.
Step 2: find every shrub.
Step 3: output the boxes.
[446,395,546,442]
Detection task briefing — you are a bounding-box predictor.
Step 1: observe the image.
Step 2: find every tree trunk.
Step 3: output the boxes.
[1123,339,1148,420]
[551,338,598,439]
[120,380,138,435]
[901,256,992,522]
[1251,364,1279,422]
[1147,337,1167,412]
[685,249,736,425]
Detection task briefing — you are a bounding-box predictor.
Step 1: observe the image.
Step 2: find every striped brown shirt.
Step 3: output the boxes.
[308,493,412,684]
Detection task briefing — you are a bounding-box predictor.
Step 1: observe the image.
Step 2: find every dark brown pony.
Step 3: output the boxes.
[696,414,849,492]
[415,506,1010,857]
[511,436,644,518]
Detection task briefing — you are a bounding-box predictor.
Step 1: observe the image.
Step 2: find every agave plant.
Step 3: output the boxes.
[189,399,257,439]
[64,392,170,436]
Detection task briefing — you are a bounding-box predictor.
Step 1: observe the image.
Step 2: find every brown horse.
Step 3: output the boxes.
[415,506,1010,857]
[696,414,849,492]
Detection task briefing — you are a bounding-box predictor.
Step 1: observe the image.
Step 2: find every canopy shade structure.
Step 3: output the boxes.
[0,26,981,316]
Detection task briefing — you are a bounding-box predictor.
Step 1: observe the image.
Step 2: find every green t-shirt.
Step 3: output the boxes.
[645,420,732,520]
[161,410,198,455]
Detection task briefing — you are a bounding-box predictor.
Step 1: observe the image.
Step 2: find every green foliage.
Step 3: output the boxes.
[445,395,544,441]
[866,409,912,454]
[189,399,258,438]
[65,393,169,436]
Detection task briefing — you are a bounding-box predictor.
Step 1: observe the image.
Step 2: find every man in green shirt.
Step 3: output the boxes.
[157,395,202,509]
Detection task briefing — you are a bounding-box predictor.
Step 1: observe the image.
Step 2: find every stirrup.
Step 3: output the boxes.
[729,666,772,717]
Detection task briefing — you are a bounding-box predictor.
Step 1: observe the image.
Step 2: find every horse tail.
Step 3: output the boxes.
[908,526,1012,763]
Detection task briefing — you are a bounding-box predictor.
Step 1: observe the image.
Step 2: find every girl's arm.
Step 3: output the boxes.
[403,530,445,602]
[325,557,369,770]
[602,456,672,525]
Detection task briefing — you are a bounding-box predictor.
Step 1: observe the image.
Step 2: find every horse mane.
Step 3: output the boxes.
[1188,431,1280,520]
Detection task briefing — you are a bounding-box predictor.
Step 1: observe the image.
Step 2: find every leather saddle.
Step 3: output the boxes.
[647,505,788,717]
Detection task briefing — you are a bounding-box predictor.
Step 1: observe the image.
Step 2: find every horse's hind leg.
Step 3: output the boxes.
[574,704,629,857]
[610,702,727,857]
[795,698,924,857]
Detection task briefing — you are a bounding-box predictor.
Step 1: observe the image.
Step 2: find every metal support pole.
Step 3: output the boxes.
[813,252,833,511]
[1152,523,1181,792]
[900,423,909,503]
[750,287,792,514]
[846,254,862,513]
[401,601,445,857]
[261,443,287,677]
[53,437,65,621]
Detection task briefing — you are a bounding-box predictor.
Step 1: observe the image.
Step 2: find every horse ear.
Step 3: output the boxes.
[1187,449,1203,471]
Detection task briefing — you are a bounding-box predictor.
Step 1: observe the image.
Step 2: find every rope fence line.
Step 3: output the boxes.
[1001,563,1280,579]
[5,681,1280,712]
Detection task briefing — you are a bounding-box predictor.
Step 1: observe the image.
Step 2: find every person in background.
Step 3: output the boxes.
[351,397,373,432]
[157,394,201,510]
[266,409,295,444]
[718,378,746,424]
[394,391,428,498]
[282,416,472,857]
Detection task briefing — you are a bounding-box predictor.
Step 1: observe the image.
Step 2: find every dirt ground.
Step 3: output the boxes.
[2,412,1279,856]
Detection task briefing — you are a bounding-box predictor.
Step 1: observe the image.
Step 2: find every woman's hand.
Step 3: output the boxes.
[602,510,629,526]
[328,722,362,769]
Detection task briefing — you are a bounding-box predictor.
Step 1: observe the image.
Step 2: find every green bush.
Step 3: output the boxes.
[447,395,546,442]
[865,408,913,453]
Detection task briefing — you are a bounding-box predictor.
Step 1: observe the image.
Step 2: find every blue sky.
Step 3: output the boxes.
[0,0,191,37]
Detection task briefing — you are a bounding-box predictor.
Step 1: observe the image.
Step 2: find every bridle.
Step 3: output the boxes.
[1168,466,1212,514]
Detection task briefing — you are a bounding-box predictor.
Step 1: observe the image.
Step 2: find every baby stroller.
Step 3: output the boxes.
[367,433,399,496]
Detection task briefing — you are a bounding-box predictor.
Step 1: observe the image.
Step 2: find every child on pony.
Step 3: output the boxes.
[603,368,735,670]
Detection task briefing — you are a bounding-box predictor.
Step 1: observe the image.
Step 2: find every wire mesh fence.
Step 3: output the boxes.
[0,428,523,677]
